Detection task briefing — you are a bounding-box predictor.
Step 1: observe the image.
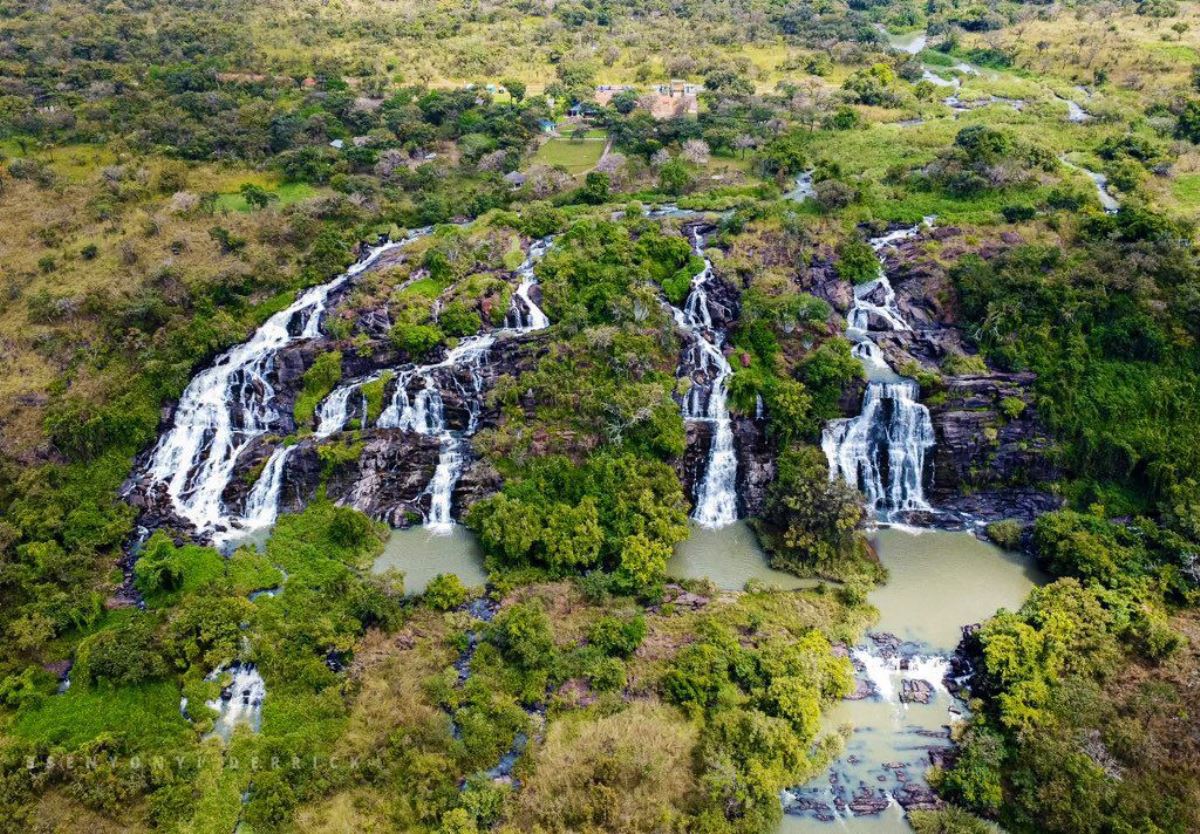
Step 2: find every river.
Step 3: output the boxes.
[779,527,1045,831]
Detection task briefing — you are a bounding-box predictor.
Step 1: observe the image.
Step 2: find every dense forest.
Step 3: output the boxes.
[1,0,1199,832]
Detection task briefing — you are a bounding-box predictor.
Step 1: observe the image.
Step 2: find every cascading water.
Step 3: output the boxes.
[506,237,552,331]
[315,373,379,437]
[822,220,936,521]
[135,229,430,546]
[202,662,266,743]
[671,227,737,528]
[238,446,294,535]
[376,335,496,534]
[327,235,554,533]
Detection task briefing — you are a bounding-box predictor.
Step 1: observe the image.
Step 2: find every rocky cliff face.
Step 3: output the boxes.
[733,416,774,518]
[925,373,1063,523]
[905,230,1061,524]
[843,226,1062,526]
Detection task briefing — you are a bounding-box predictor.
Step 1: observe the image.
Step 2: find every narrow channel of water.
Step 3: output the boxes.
[373,525,487,595]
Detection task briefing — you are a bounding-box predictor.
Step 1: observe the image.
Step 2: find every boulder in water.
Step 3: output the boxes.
[901,679,935,704]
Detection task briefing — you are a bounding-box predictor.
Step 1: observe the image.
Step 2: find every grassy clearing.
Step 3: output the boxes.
[511,703,701,832]
[11,680,190,749]
[532,138,607,175]
[214,181,318,213]
[1172,174,1200,211]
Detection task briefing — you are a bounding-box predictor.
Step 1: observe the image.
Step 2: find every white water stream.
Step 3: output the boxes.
[183,662,267,743]
[136,229,430,547]
[780,530,1047,832]
[671,227,738,528]
[135,225,556,545]
[822,220,937,520]
[340,235,553,533]
[1061,157,1120,214]
[315,372,381,437]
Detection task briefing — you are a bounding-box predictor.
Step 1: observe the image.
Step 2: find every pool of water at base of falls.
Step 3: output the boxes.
[364,520,1043,833]
[370,519,806,596]
[777,526,1047,833]
[372,525,488,594]
[667,521,820,591]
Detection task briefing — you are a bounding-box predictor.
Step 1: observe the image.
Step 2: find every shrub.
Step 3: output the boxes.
[999,396,1026,420]
[814,178,858,211]
[390,322,444,359]
[985,519,1023,550]
[293,350,343,426]
[579,171,610,204]
[835,239,879,285]
[941,352,988,375]
[133,532,225,607]
[1002,205,1036,222]
[660,263,696,306]
[425,573,468,610]
[910,805,1000,833]
[587,614,646,657]
[74,616,167,687]
[486,600,555,671]
[209,226,246,254]
[658,159,692,195]
[519,201,567,238]
[438,301,481,337]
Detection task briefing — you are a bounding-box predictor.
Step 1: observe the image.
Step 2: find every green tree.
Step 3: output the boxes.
[658,159,692,196]
[835,239,879,285]
[501,78,526,102]
[487,600,555,670]
[390,323,444,359]
[424,574,467,610]
[239,183,278,210]
[579,170,610,204]
[1176,99,1200,143]
[755,444,868,578]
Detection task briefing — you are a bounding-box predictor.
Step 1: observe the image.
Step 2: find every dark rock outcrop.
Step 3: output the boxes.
[733,416,774,518]
[925,372,1063,523]
[325,429,441,526]
[679,421,713,513]
[901,679,935,704]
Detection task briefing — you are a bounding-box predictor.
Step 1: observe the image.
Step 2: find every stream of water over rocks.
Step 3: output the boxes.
[779,529,1045,832]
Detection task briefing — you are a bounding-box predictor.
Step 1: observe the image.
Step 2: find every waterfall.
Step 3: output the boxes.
[369,236,554,532]
[204,663,266,742]
[315,374,377,437]
[134,224,559,545]
[823,381,935,515]
[506,237,552,331]
[823,220,937,520]
[850,645,948,704]
[239,445,294,534]
[405,335,496,534]
[672,227,737,529]
[136,230,430,544]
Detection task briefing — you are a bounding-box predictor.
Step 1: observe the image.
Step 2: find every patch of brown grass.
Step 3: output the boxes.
[507,702,700,834]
